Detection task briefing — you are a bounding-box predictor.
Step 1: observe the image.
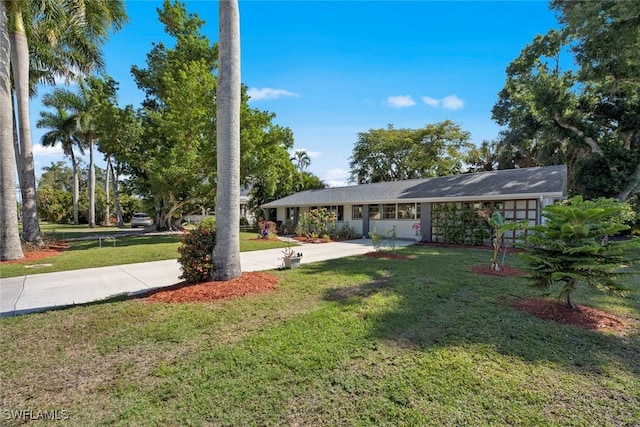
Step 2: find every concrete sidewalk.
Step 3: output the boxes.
[0,239,412,317]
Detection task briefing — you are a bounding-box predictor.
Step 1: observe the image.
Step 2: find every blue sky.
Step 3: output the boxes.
[31,0,560,187]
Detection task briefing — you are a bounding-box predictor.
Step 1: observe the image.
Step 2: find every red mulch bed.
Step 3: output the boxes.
[470,264,526,277]
[144,272,279,303]
[511,298,627,332]
[365,251,412,260]
[471,264,625,331]
[0,242,67,264]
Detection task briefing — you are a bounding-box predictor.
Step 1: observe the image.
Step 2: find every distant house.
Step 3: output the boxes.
[262,165,567,242]
[239,186,254,223]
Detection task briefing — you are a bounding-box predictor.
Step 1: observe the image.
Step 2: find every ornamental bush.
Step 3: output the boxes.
[177,227,216,284]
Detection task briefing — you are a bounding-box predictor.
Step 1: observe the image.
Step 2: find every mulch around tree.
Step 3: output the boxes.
[0,242,67,264]
[470,264,526,277]
[511,298,627,332]
[144,272,279,303]
[470,263,626,331]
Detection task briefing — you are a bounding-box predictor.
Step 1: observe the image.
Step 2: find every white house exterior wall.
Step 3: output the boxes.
[271,197,561,241]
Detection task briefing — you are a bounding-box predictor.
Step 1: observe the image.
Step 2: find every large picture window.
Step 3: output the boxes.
[397,203,416,219]
[383,204,396,219]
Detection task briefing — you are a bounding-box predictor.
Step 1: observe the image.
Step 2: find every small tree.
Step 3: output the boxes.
[478,210,528,271]
[519,197,640,309]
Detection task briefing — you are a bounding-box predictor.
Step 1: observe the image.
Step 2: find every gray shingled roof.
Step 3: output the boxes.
[262,165,567,208]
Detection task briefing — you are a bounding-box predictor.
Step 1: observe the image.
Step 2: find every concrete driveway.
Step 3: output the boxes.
[0,238,413,317]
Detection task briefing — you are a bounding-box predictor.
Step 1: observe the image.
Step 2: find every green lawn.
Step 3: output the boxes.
[0,232,292,278]
[1,246,638,426]
[39,222,139,240]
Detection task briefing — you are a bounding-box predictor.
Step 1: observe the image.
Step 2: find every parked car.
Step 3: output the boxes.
[131,212,154,228]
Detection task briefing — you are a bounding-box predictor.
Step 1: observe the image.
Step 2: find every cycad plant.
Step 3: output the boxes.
[519,197,640,309]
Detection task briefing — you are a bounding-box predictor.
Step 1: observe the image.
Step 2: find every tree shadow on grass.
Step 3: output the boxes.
[310,247,640,377]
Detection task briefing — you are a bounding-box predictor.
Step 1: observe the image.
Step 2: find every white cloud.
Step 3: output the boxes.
[442,95,465,110]
[247,87,299,101]
[386,95,416,108]
[33,143,63,156]
[422,96,440,107]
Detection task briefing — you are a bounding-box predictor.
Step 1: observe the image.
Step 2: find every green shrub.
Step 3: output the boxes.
[337,222,358,239]
[177,228,216,284]
[198,216,216,231]
[519,197,640,309]
[295,209,337,238]
[369,228,382,251]
[369,226,397,252]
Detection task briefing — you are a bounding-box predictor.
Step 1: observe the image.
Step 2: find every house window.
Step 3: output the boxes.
[383,204,396,219]
[416,203,421,219]
[285,207,297,221]
[369,205,381,220]
[397,203,416,219]
[352,205,363,220]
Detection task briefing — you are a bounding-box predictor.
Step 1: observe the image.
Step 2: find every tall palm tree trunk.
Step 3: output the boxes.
[0,3,24,260]
[9,9,42,246]
[110,158,123,226]
[89,138,95,227]
[213,0,241,281]
[105,156,111,225]
[70,149,79,224]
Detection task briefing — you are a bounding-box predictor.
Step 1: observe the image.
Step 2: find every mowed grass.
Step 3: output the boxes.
[0,232,293,278]
[39,222,139,240]
[1,246,638,426]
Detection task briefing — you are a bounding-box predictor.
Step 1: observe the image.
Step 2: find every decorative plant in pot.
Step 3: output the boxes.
[280,247,303,269]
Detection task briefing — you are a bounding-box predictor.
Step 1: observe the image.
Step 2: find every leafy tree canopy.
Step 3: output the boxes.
[349,120,473,184]
[492,0,640,201]
[112,0,321,229]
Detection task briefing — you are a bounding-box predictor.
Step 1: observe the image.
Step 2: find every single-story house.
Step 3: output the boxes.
[262,165,567,242]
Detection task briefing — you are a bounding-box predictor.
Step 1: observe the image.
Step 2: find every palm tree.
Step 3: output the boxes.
[37,103,83,224]
[291,149,311,171]
[213,0,242,281]
[0,1,24,260]
[6,0,126,243]
[467,140,498,172]
[42,77,110,227]
[7,0,43,245]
